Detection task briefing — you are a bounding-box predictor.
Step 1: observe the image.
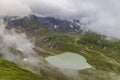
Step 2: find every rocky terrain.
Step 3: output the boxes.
[0,15,120,80]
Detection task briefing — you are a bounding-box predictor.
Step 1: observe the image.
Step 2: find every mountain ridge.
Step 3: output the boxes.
[5,15,82,35]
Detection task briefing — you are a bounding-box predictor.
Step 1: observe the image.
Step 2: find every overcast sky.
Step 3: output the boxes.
[1,0,120,38]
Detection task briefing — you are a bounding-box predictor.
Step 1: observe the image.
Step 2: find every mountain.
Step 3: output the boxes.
[6,15,82,35]
[1,15,120,80]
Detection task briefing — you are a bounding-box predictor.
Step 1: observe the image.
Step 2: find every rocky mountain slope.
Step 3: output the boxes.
[1,15,120,80]
[5,15,82,34]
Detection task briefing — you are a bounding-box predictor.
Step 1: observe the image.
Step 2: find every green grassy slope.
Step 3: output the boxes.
[0,59,45,80]
[4,30,120,80]
[33,31,120,80]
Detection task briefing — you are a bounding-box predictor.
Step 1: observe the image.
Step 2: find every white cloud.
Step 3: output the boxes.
[1,0,120,38]
[0,0,31,17]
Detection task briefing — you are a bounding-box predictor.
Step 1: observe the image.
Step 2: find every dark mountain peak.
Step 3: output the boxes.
[6,15,82,34]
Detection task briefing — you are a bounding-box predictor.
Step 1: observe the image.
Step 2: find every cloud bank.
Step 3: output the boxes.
[0,0,120,38]
[0,20,42,73]
[0,0,31,17]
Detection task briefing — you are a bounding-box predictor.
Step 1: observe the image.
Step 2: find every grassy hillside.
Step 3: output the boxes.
[32,31,120,80]
[2,29,120,80]
[0,59,45,80]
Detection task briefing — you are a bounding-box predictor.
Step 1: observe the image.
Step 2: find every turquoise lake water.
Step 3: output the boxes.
[45,52,92,70]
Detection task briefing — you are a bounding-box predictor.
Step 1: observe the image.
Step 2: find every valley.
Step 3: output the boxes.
[0,15,120,80]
